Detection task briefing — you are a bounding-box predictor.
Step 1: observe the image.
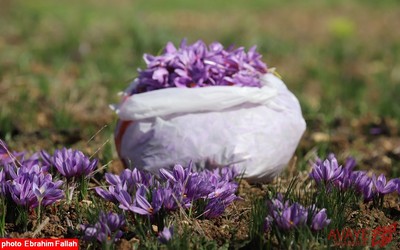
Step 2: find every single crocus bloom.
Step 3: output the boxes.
[310,155,343,184]
[81,211,125,243]
[158,226,173,244]
[53,148,98,179]
[273,203,308,230]
[373,174,397,195]
[310,208,331,231]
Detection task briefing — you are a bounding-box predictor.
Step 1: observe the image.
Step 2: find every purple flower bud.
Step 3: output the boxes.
[344,157,357,170]
[158,226,173,244]
[39,150,53,170]
[264,215,273,231]
[362,179,375,202]
[310,208,331,231]
[82,211,125,243]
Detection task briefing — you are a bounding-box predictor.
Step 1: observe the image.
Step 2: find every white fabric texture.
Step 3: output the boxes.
[115,73,306,182]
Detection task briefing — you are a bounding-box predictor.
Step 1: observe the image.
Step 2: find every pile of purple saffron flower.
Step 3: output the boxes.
[309,154,399,203]
[95,163,239,219]
[132,40,268,94]
[264,193,331,232]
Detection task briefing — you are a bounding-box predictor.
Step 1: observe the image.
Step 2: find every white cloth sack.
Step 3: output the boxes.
[114,73,306,182]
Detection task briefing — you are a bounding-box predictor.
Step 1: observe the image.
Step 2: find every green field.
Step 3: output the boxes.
[0,0,399,248]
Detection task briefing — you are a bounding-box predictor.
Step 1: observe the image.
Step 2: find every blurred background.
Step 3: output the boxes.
[0,0,399,175]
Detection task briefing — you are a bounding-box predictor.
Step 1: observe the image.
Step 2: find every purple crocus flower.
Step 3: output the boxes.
[264,215,273,231]
[95,168,157,205]
[9,180,36,207]
[97,212,125,236]
[32,179,64,206]
[185,173,213,201]
[344,157,357,170]
[267,195,307,230]
[396,179,400,194]
[53,148,98,179]
[203,197,227,219]
[131,186,162,215]
[159,164,191,184]
[82,211,125,243]
[309,154,343,185]
[351,171,370,191]
[95,185,119,204]
[158,226,173,244]
[347,170,376,202]
[160,187,180,211]
[273,203,308,230]
[362,178,375,202]
[207,183,238,206]
[96,165,239,219]
[373,174,398,195]
[114,188,136,211]
[95,169,155,209]
[39,150,53,171]
[8,167,64,208]
[310,208,331,231]
[265,194,330,232]
[336,156,358,189]
[218,166,240,181]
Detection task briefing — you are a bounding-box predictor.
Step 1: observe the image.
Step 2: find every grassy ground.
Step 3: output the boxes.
[0,0,399,249]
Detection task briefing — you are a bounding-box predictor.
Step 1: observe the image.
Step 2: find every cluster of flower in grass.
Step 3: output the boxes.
[264,193,331,232]
[3,137,400,247]
[81,211,126,246]
[0,139,98,232]
[263,154,400,234]
[0,141,63,210]
[131,39,268,94]
[80,164,239,246]
[0,141,98,207]
[81,210,174,246]
[309,154,400,204]
[95,163,239,219]
[78,164,239,246]
[1,139,239,245]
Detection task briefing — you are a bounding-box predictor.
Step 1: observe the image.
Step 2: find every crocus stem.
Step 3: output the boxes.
[0,199,6,237]
[16,206,29,232]
[80,176,88,200]
[37,201,42,224]
[102,241,111,250]
[379,194,384,208]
